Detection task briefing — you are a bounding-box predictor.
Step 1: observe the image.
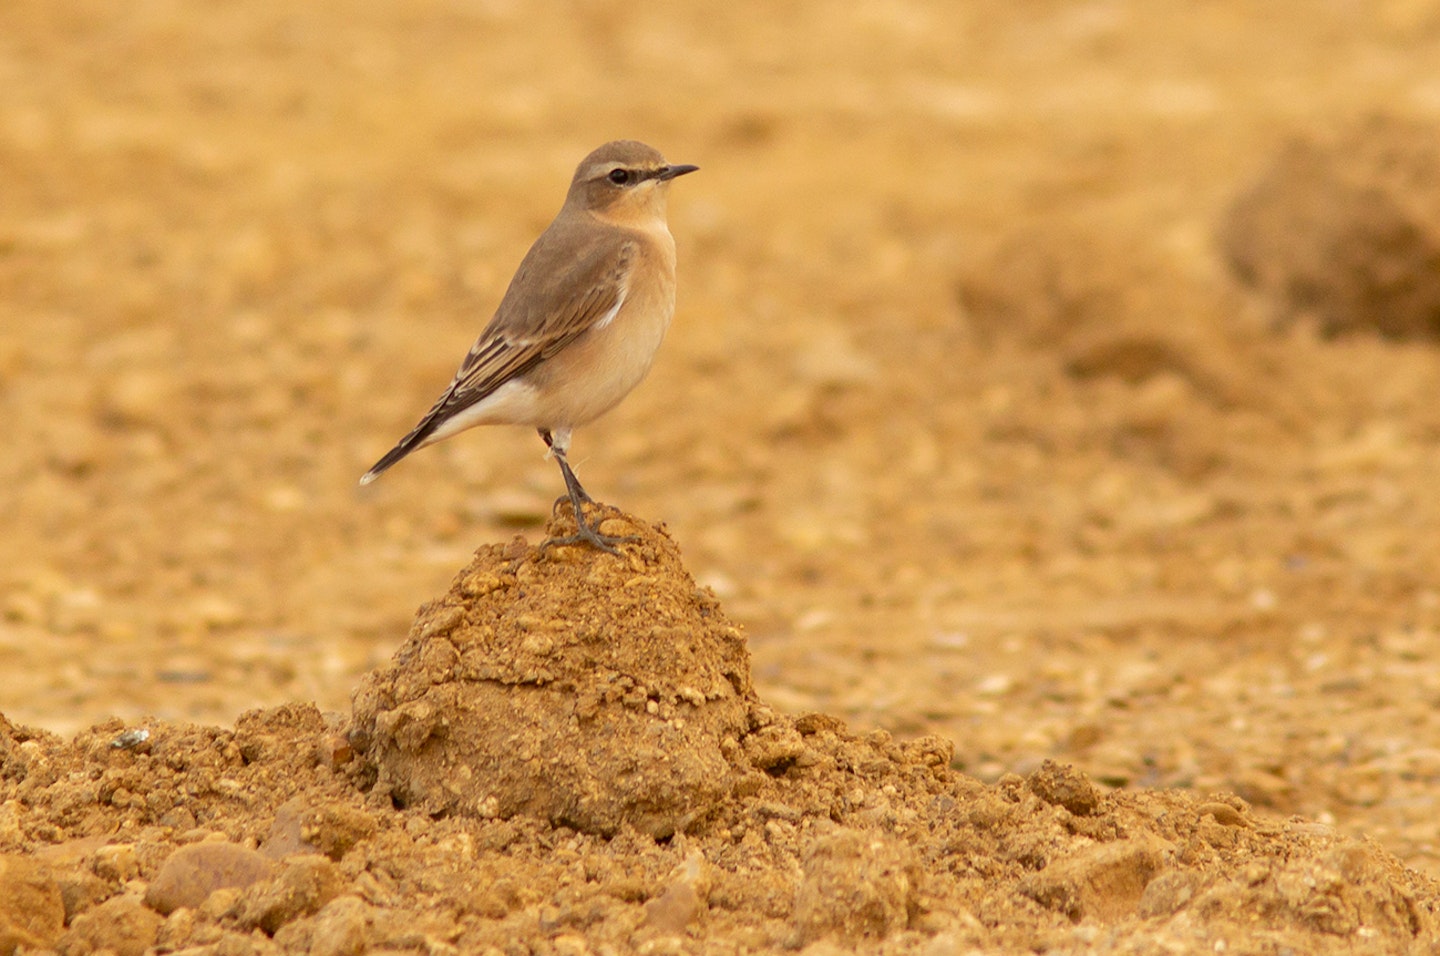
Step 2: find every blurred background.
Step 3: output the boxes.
[4,0,1440,873]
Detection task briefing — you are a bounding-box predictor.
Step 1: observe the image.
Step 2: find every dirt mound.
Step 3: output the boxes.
[350,509,756,838]
[3,515,1440,953]
[1221,115,1440,340]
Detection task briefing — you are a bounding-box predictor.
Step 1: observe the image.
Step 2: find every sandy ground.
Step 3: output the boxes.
[5,0,1440,952]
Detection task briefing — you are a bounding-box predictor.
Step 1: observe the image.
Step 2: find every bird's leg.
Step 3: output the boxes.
[536,429,638,556]
[540,429,594,511]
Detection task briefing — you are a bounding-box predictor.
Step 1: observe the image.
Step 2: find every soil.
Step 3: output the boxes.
[4,1,1440,953]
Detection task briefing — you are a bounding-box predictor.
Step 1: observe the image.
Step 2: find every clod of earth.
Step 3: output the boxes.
[350,511,758,838]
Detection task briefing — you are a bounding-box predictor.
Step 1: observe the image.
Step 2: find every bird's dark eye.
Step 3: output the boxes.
[608,168,631,185]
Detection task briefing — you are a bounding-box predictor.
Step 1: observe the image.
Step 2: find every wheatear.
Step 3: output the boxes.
[360,140,698,553]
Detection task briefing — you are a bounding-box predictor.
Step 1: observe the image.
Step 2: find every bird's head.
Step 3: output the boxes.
[567,140,698,224]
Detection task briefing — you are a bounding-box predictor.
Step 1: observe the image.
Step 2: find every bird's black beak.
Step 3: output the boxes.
[655,164,699,181]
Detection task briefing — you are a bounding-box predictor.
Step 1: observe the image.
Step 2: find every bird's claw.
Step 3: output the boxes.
[538,500,637,557]
[537,526,639,558]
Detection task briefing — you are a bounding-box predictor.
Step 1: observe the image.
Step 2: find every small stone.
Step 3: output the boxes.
[263,798,319,859]
[186,595,245,629]
[1136,870,1204,919]
[1019,835,1170,922]
[198,887,244,922]
[1197,801,1252,828]
[309,896,371,956]
[794,326,877,388]
[54,868,109,922]
[318,734,354,770]
[643,851,711,934]
[742,722,806,771]
[1233,769,1295,809]
[791,830,920,944]
[238,854,343,934]
[552,934,591,956]
[644,883,698,934]
[31,836,109,920]
[263,799,376,862]
[144,842,274,915]
[93,843,139,882]
[156,907,197,951]
[99,370,174,427]
[0,854,64,955]
[793,713,847,736]
[62,895,163,956]
[1027,760,1103,816]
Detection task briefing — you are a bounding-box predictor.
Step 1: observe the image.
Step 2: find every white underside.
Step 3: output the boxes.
[418,378,544,448]
[409,236,673,457]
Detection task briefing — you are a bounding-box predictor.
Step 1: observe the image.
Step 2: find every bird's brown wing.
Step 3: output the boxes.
[449,225,636,405]
[359,221,635,483]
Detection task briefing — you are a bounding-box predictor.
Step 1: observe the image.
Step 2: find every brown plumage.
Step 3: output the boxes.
[361,140,697,553]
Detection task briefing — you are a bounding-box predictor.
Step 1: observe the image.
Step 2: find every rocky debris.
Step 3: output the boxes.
[1019,834,1170,922]
[1222,114,1440,340]
[238,853,344,934]
[261,797,377,861]
[643,850,711,935]
[143,841,274,915]
[350,511,758,838]
[791,829,923,945]
[1028,758,1104,816]
[305,896,372,956]
[0,853,64,955]
[1138,841,1427,944]
[29,838,114,923]
[59,895,162,956]
[952,213,1259,481]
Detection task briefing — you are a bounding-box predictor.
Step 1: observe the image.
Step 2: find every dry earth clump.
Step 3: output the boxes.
[1221,114,1440,340]
[350,509,758,839]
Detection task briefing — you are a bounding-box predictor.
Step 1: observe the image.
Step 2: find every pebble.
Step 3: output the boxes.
[262,798,376,862]
[0,854,64,953]
[643,851,711,934]
[99,370,174,427]
[143,842,274,915]
[239,853,343,934]
[1027,760,1103,816]
[644,883,698,934]
[791,830,919,944]
[1019,835,1169,922]
[308,895,371,956]
[262,798,320,859]
[93,843,140,882]
[62,895,163,956]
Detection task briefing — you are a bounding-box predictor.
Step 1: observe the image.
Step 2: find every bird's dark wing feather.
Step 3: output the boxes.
[360,220,635,483]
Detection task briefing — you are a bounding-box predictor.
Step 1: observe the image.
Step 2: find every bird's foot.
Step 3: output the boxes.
[538,501,639,557]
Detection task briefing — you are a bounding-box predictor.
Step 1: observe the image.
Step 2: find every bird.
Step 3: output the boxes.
[360,140,698,554]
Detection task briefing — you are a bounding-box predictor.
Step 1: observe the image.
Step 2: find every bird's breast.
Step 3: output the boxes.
[527,228,677,427]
